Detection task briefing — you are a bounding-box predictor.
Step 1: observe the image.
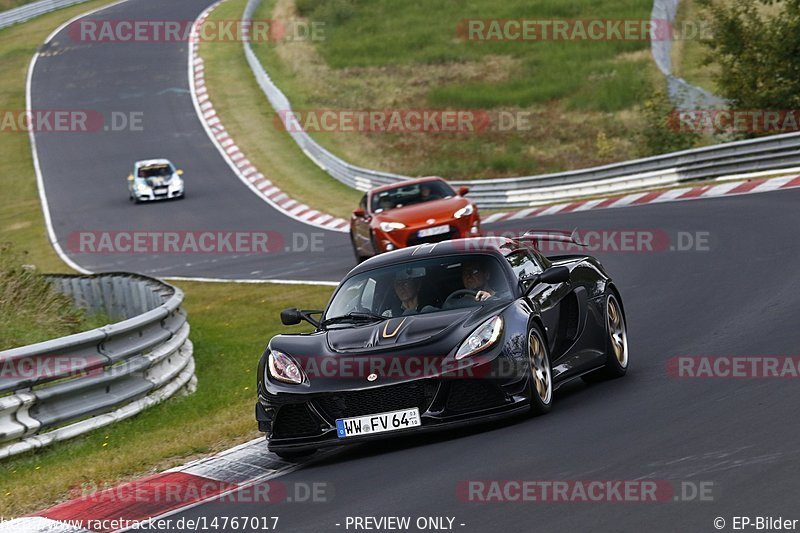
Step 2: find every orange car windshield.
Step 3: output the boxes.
[371,181,454,213]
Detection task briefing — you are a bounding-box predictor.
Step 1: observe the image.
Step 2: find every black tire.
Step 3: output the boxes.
[369,230,381,258]
[350,231,366,263]
[527,323,553,416]
[583,291,629,383]
[274,449,317,461]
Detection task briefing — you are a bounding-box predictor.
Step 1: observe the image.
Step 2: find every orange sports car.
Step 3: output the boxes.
[350,176,481,261]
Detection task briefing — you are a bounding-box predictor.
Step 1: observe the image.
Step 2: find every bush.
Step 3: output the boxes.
[699,0,800,118]
[0,244,87,350]
[638,87,700,156]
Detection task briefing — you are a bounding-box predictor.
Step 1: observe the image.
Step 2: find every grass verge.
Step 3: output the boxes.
[0,244,112,350]
[199,0,360,219]
[0,0,39,11]
[242,0,667,180]
[671,0,719,95]
[0,2,336,517]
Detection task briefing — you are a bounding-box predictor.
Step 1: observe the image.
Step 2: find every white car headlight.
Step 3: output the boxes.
[379,221,406,232]
[267,350,305,384]
[455,316,503,360]
[169,177,183,190]
[135,183,150,193]
[454,204,474,219]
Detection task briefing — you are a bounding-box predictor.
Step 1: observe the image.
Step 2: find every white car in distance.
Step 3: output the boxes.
[128,159,185,203]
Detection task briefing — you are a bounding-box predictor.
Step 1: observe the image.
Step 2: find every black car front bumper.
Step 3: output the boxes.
[257,376,531,453]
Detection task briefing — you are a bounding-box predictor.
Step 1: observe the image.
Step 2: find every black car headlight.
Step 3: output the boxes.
[267,350,305,384]
[455,316,503,360]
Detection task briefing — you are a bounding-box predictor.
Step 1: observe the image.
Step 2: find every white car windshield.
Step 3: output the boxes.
[325,254,511,323]
[138,164,173,178]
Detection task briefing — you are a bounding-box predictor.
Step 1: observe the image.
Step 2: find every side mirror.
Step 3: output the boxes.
[524,266,570,294]
[458,186,469,196]
[176,169,184,176]
[539,266,570,284]
[127,174,134,181]
[280,307,303,326]
[352,208,366,217]
[281,307,323,328]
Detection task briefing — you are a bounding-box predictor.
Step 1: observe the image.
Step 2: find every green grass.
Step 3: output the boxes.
[0,244,115,350]
[199,0,360,219]
[671,0,719,95]
[235,0,665,180]
[0,0,38,11]
[0,3,336,517]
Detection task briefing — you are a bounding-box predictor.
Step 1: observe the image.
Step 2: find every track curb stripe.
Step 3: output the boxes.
[187,3,349,233]
[484,175,800,223]
[12,439,328,533]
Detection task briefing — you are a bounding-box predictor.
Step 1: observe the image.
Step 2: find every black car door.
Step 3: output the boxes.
[511,251,582,363]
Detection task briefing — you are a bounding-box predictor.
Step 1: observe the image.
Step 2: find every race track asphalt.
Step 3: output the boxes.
[31,0,352,282]
[148,186,800,533]
[30,0,800,531]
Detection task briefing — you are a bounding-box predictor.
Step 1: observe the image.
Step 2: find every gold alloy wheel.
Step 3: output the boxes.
[528,329,552,404]
[607,294,628,368]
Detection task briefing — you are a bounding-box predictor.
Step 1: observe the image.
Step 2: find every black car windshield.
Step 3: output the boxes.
[325,254,512,324]
[138,164,173,178]
[371,180,455,213]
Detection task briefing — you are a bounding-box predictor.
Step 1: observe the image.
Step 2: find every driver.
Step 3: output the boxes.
[419,184,442,202]
[461,260,495,302]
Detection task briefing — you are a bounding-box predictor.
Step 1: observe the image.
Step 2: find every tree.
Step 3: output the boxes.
[699,0,800,110]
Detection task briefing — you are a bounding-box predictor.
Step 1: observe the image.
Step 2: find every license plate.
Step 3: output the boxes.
[418,225,449,238]
[154,188,167,194]
[336,407,421,438]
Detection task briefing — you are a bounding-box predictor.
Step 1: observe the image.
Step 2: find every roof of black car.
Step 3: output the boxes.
[348,237,522,276]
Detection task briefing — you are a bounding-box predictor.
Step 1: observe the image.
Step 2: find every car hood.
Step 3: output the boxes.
[326,307,480,353]
[374,196,469,226]
[141,176,172,187]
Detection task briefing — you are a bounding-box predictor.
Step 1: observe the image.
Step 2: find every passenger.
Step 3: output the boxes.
[383,268,437,316]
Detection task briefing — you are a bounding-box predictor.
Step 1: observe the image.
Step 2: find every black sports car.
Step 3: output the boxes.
[256,233,629,459]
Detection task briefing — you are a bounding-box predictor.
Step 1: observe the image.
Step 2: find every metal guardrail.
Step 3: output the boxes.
[0,0,91,30]
[651,0,725,110]
[0,273,196,459]
[242,0,800,209]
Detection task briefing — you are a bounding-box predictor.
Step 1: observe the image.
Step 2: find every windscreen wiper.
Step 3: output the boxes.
[321,311,386,328]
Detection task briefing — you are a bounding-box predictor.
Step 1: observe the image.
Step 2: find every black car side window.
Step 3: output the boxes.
[506,251,543,289]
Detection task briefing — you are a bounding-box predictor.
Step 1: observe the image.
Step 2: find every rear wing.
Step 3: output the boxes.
[518,228,586,247]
